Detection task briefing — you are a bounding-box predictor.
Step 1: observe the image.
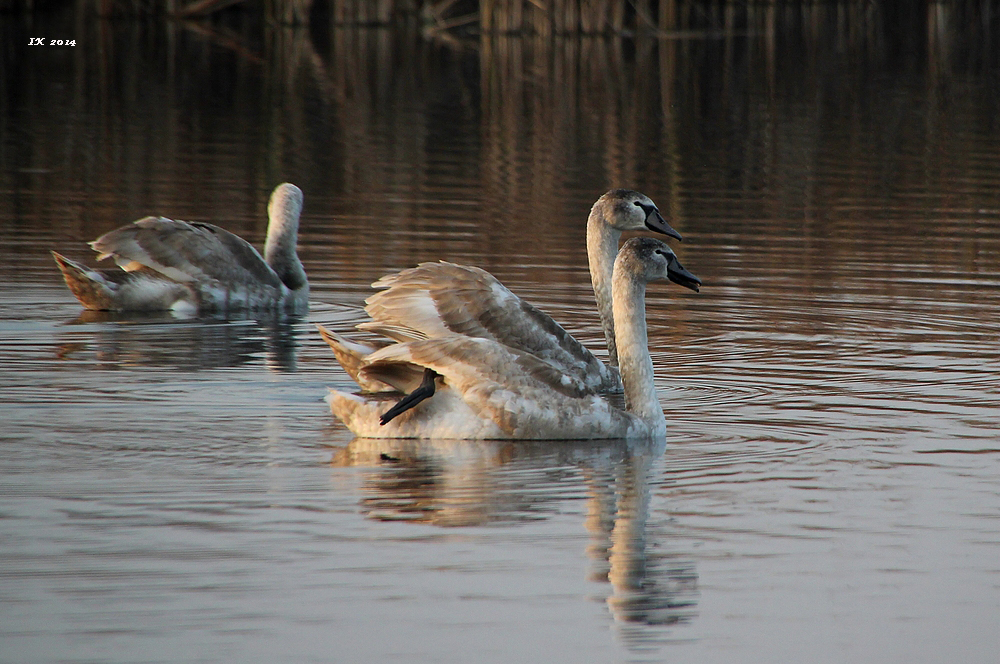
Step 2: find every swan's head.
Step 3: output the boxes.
[596,189,682,241]
[267,183,304,228]
[618,237,701,292]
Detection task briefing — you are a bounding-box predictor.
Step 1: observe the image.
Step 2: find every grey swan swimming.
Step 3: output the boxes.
[52,183,307,315]
[324,237,700,440]
[318,189,681,394]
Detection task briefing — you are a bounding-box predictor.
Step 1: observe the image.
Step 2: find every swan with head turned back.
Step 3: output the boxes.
[319,189,680,394]
[324,237,701,440]
[52,183,308,315]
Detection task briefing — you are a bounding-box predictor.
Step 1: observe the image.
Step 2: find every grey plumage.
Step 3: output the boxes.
[53,183,308,315]
[324,237,701,440]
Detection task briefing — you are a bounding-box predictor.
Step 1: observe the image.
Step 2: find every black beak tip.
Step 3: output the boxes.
[668,269,702,293]
[646,210,683,242]
[682,277,701,293]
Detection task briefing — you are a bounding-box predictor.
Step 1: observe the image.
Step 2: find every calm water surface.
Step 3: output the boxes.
[2,6,1000,663]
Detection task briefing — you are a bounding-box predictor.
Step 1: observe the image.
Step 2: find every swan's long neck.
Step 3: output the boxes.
[264,199,307,292]
[587,209,623,366]
[611,269,664,431]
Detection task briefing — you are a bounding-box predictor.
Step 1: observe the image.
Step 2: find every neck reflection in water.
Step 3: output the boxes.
[332,437,698,644]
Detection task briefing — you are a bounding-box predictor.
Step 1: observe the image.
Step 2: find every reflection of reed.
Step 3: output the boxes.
[6,4,998,300]
[478,32,681,242]
[328,0,393,25]
[332,436,698,637]
[477,0,657,34]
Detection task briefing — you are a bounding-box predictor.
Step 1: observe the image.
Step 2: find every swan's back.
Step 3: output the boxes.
[92,217,284,291]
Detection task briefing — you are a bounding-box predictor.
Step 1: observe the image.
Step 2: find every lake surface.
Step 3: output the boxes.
[2,5,1000,663]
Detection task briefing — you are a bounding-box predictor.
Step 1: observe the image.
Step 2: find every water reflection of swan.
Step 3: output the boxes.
[601,447,698,639]
[331,435,698,637]
[51,183,307,315]
[324,238,700,439]
[320,189,682,396]
[54,312,301,372]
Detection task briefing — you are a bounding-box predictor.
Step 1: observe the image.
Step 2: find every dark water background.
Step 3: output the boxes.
[2,4,999,663]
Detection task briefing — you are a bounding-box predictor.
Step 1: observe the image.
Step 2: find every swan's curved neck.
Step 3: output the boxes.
[265,211,307,291]
[587,209,622,366]
[611,271,664,431]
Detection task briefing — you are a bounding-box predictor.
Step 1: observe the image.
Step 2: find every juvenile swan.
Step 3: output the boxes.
[324,237,701,440]
[322,189,680,393]
[52,183,308,315]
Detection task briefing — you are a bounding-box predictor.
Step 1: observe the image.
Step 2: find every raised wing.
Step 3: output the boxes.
[364,261,620,392]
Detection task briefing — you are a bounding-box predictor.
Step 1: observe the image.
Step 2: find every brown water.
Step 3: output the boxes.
[2,6,1000,663]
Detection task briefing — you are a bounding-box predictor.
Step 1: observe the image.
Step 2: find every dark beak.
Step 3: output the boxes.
[644,208,683,242]
[667,256,701,292]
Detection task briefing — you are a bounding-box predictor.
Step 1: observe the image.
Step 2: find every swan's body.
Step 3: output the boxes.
[324,237,700,440]
[52,183,308,315]
[322,189,680,394]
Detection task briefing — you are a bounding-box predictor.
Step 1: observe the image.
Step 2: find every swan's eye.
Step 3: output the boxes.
[634,201,655,216]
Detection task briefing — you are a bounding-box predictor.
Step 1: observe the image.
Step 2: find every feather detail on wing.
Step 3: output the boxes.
[361,337,589,399]
[350,336,629,438]
[364,261,619,392]
[90,217,283,291]
[355,321,428,343]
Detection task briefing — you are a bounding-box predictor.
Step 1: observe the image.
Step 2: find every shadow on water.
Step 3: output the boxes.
[332,436,699,642]
[53,310,303,372]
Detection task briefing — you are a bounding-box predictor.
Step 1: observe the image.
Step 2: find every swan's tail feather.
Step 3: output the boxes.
[52,251,117,310]
[316,324,395,393]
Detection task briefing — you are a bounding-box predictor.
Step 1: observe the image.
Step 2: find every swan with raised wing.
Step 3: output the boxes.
[320,189,680,394]
[324,237,700,440]
[52,183,308,315]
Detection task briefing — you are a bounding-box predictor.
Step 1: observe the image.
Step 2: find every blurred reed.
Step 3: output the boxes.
[5,1,984,39]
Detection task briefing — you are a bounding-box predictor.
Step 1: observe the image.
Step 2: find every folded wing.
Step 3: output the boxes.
[91,217,284,290]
